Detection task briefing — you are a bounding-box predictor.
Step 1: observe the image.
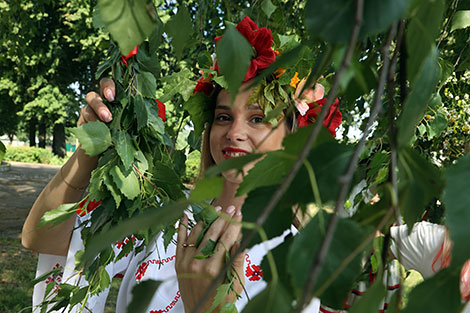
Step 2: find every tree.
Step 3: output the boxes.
[26,0,470,312]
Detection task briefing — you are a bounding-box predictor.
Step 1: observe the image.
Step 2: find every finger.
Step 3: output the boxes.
[85,91,112,122]
[186,220,205,246]
[213,211,242,259]
[100,78,116,102]
[198,206,235,251]
[176,214,189,261]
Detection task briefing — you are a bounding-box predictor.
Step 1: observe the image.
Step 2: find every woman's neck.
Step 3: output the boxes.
[212,179,247,211]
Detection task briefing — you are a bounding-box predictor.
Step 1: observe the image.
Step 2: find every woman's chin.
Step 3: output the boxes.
[221,169,245,185]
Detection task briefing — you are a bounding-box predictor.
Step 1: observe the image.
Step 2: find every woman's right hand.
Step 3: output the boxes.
[78,78,115,126]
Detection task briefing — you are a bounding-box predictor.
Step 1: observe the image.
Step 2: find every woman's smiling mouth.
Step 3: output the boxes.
[222,147,249,159]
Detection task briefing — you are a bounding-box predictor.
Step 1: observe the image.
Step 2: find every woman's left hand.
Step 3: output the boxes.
[176,205,245,313]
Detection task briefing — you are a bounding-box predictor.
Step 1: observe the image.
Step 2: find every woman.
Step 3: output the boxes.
[22,17,334,312]
[22,16,454,313]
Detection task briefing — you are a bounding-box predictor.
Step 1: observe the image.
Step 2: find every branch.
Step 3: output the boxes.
[296,22,397,312]
[437,0,460,49]
[190,0,365,309]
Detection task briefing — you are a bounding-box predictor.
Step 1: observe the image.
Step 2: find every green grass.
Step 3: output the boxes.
[0,237,36,313]
[0,237,120,313]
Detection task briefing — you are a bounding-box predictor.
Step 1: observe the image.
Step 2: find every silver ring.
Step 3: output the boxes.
[182,243,196,248]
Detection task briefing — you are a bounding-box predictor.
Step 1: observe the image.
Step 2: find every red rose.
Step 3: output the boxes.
[214,16,276,82]
[76,197,102,217]
[155,99,166,122]
[296,98,342,137]
[121,45,138,67]
[193,77,214,96]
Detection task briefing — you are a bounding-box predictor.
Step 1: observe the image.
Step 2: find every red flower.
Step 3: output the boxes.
[193,77,215,96]
[296,98,342,137]
[121,45,138,67]
[155,99,166,122]
[245,264,263,281]
[76,197,102,217]
[215,16,276,82]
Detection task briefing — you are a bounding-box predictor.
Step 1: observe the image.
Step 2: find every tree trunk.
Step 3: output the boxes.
[52,123,66,158]
[38,121,46,148]
[29,118,37,147]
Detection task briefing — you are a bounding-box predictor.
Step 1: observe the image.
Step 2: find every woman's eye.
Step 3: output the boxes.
[215,114,231,122]
[251,116,264,124]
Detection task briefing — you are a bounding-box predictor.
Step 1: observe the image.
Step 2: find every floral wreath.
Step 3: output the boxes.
[192,16,342,137]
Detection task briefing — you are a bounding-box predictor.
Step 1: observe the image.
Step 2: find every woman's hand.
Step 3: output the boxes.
[176,206,245,313]
[79,78,115,126]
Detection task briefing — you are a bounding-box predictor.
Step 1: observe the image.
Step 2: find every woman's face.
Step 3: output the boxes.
[209,81,287,184]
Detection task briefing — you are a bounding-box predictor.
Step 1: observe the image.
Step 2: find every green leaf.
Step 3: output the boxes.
[159,68,195,103]
[287,211,366,309]
[241,283,293,313]
[195,239,217,259]
[103,171,122,207]
[305,0,408,43]
[127,280,162,313]
[0,141,5,163]
[406,0,445,85]
[70,287,88,307]
[443,154,470,265]
[137,72,157,98]
[98,0,158,55]
[237,151,294,196]
[205,153,263,178]
[451,10,470,32]
[83,201,189,265]
[190,176,224,202]
[110,165,140,200]
[40,202,78,228]
[183,92,216,138]
[261,0,277,18]
[134,95,148,131]
[220,302,238,313]
[402,267,462,313]
[398,147,444,230]
[242,185,293,247]
[216,23,253,103]
[70,121,112,156]
[397,48,439,148]
[164,6,193,59]
[113,131,136,170]
[349,280,386,313]
[207,283,231,313]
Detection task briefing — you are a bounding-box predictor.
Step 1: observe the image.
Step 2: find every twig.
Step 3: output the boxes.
[190,0,364,308]
[388,20,405,226]
[437,0,460,49]
[296,21,397,312]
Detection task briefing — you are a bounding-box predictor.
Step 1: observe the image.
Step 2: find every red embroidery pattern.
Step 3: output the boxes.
[45,263,63,293]
[135,255,176,281]
[76,198,102,217]
[115,235,137,249]
[149,290,181,313]
[245,254,263,281]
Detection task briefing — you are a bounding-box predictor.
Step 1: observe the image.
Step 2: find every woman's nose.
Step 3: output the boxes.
[226,119,247,142]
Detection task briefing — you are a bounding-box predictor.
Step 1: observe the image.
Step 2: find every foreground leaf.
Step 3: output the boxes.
[70,121,112,156]
[443,154,470,265]
[241,283,293,313]
[98,0,158,55]
[216,23,253,103]
[190,176,224,202]
[287,211,366,309]
[127,280,162,313]
[402,267,462,313]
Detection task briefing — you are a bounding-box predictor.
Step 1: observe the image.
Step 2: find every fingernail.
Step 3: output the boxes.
[235,208,242,216]
[105,89,114,102]
[100,110,112,122]
[215,206,222,212]
[226,205,235,214]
